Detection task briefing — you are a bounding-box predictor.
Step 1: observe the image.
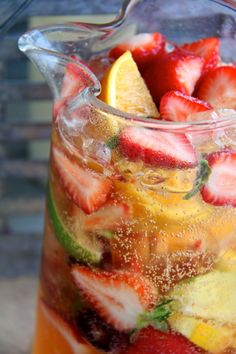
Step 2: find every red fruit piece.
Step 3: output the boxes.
[52,145,112,214]
[71,266,155,332]
[125,327,208,354]
[143,50,204,104]
[77,308,129,352]
[195,66,236,109]
[61,57,94,98]
[33,300,98,354]
[201,150,236,207]
[53,58,94,120]
[160,90,212,122]
[82,201,130,233]
[109,32,165,69]
[109,32,165,70]
[181,37,220,73]
[119,126,197,168]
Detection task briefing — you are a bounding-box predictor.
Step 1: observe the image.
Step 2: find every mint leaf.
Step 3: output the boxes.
[184,159,211,200]
[106,136,119,149]
[136,299,173,333]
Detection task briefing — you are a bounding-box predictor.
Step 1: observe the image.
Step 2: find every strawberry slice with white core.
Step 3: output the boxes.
[109,32,165,70]
[53,59,94,120]
[195,66,236,109]
[61,59,94,99]
[119,126,197,168]
[160,91,212,122]
[71,266,155,332]
[177,56,204,95]
[52,145,112,214]
[201,150,236,207]
[181,37,220,72]
[144,51,204,104]
[82,201,130,232]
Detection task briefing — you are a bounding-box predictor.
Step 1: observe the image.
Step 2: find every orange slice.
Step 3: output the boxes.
[100,51,159,117]
[32,300,98,354]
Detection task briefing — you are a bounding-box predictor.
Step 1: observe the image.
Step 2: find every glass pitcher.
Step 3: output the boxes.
[18,0,236,353]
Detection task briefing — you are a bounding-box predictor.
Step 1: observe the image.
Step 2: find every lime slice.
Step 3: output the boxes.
[47,186,103,264]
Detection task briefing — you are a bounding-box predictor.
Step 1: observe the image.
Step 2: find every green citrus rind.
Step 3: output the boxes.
[47,186,103,264]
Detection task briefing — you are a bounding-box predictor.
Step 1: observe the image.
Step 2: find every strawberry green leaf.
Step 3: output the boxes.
[135,299,173,333]
[184,159,211,200]
[106,135,119,149]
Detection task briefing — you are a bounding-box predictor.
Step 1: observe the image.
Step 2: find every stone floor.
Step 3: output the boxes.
[0,221,42,353]
[0,277,37,354]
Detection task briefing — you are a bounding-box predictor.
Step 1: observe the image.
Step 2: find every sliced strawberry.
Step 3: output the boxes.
[35,300,98,354]
[125,327,208,354]
[195,66,236,109]
[71,266,155,332]
[52,145,112,214]
[201,150,236,207]
[160,90,212,122]
[53,58,94,120]
[181,37,220,72]
[119,126,197,168]
[143,50,204,104]
[109,32,165,70]
[61,58,94,98]
[82,201,130,233]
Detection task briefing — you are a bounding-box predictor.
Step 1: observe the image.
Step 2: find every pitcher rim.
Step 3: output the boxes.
[18,0,236,133]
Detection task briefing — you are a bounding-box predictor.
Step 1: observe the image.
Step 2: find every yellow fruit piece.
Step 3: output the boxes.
[113,179,211,235]
[169,313,236,353]
[216,248,236,272]
[112,178,215,258]
[169,313,196,337]
[113,162,236,255]
[170,271,236,324]
[100,51,159,117]
[190,321,235,353]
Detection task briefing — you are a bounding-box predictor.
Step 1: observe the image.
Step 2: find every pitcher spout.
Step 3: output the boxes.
[18,24,102,114]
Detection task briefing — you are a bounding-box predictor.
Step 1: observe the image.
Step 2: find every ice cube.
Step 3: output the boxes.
[213,109,236,149]
[139,169,167,191]
[82,138,111,166]
[188,108,236,150]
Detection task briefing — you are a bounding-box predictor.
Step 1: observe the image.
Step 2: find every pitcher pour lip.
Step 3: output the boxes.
[18,0,236,134]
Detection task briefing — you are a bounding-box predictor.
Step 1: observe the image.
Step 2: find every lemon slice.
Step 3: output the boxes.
[100,51,158,117]
[114,179,211,235]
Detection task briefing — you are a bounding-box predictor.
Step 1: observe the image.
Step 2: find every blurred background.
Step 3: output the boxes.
[0,1,121,353]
